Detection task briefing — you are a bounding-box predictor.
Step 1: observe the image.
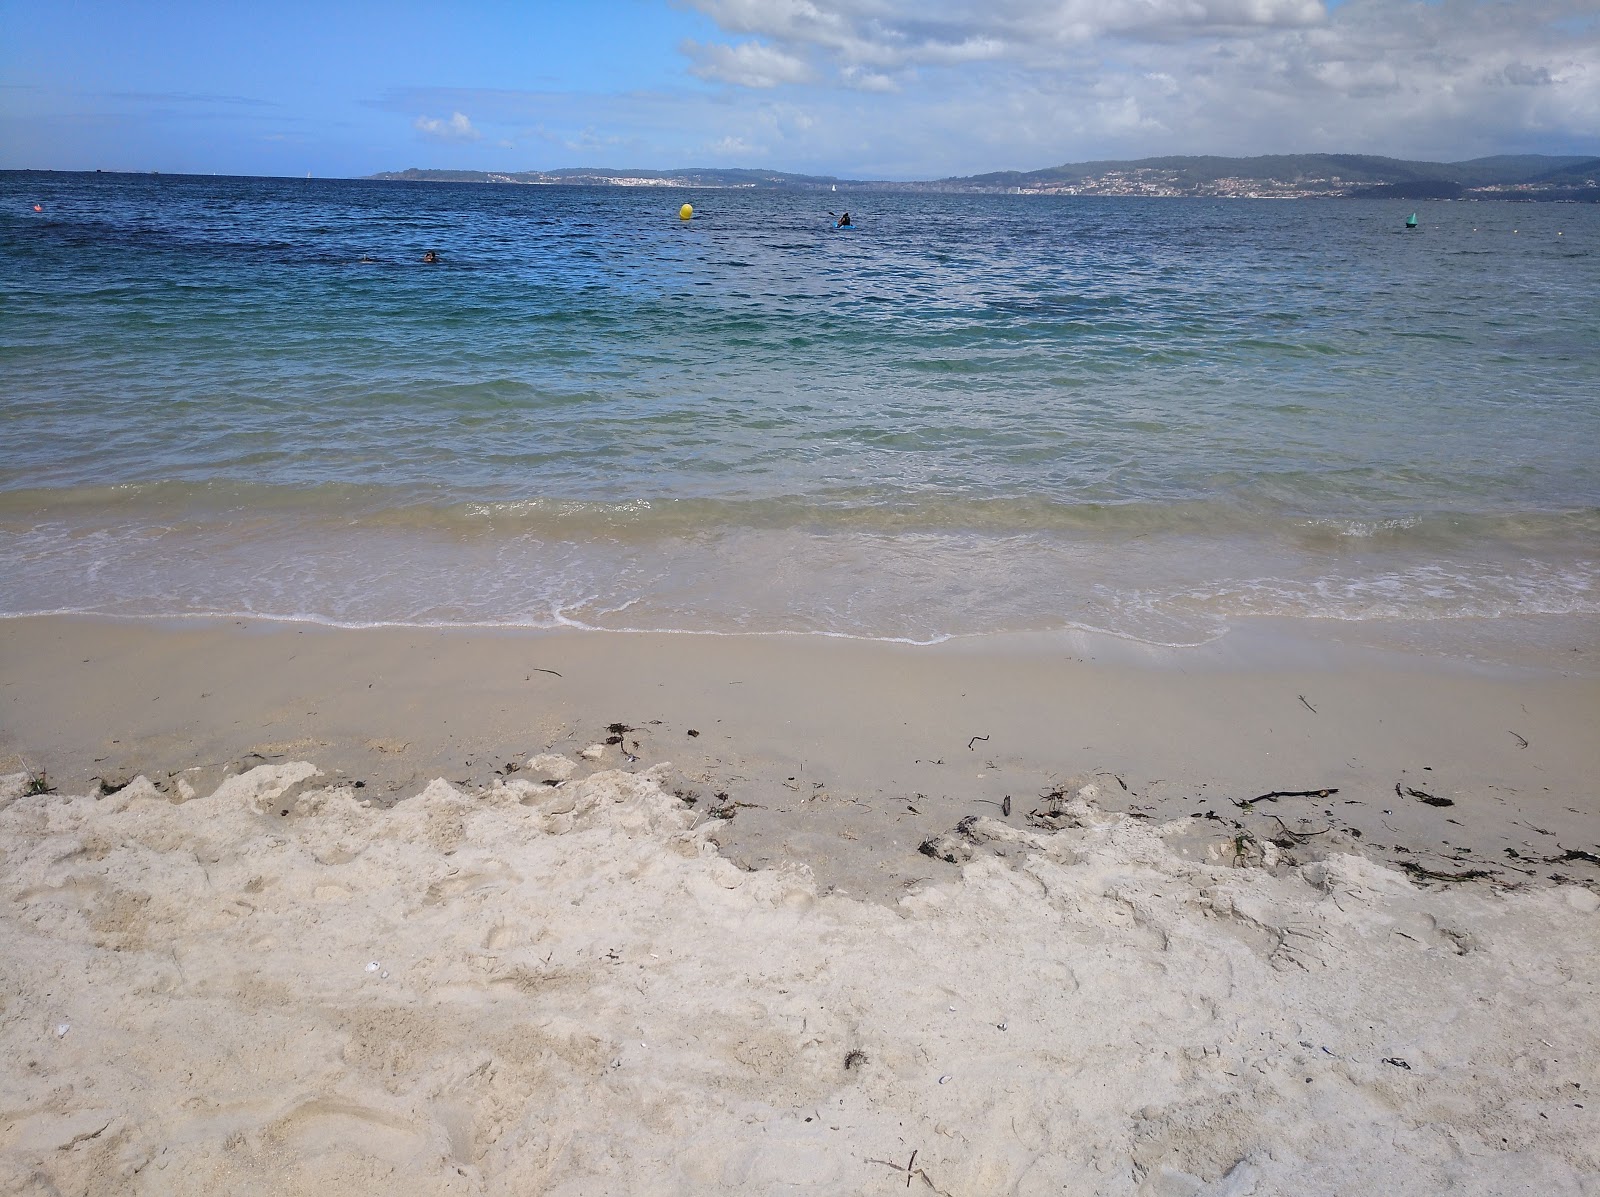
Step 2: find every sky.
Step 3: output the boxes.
[1,0,1596,179]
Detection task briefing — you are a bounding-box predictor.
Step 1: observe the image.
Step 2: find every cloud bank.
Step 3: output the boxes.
[414,111,481,142]
[667,0,1599,171]
[384,2,1597,178]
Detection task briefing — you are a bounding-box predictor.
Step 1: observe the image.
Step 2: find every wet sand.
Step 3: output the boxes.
[3,615,1597,898]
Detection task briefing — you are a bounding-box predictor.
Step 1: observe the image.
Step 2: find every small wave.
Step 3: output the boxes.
[10,480,1597,550]
[4,506,1594,655]
[1143,561,1600,624]
[0,606,958,646]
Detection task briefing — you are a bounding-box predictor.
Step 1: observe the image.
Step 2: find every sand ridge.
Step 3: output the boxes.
[1,761,1596,1195]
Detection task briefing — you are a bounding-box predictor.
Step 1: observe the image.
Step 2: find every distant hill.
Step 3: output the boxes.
[947,154,1455,189]
[371,154,1600,201]
[929,153,1600,199]
[1452,154,1596,185]
[1529,157,1600,186]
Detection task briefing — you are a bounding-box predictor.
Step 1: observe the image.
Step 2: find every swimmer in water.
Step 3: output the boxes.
[423,250,439,263]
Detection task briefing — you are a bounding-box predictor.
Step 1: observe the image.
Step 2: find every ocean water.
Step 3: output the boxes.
[2,171,1597,652]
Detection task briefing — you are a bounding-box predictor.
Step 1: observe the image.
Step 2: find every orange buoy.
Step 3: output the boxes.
[33,204,42,212]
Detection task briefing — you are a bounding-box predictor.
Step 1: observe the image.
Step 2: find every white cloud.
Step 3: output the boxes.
[684,0,1327,73]
[707,134,763,155]
[682,39,814,87]
[839,65,898,92]
[413,111,481,142]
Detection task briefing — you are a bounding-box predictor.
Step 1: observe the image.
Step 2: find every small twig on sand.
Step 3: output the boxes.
[865,1149,952,1194]
[867,1150,918,1188]
[1265,813,1331,842]
[1233,788,1338,808]
[1298,695,1317,714]
[527,667,563,678]
[1508,730,1528,749]
[967,735,989,751]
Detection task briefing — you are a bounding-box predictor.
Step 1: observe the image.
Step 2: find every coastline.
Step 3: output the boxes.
[3,613,1599,1193]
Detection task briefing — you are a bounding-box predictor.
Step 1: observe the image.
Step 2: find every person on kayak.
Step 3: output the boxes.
[836,212,852,228]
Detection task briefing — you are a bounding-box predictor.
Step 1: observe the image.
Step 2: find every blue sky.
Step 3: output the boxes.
[2,1,1596,179]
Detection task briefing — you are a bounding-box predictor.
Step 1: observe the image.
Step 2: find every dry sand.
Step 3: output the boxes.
[1,615,1598,1193]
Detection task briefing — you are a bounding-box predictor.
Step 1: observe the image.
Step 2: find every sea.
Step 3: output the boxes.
[3,171,1597,660]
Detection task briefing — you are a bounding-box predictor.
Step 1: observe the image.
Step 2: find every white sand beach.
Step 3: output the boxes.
[2,616,1598,1194]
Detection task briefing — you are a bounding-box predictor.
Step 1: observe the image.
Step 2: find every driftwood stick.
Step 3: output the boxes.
[1234,788,1338,808]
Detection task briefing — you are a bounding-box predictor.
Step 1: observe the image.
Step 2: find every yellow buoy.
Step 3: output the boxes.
[679,203,693,221]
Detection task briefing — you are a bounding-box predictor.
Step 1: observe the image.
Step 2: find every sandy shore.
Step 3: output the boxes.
[4,615,1597,897]
[2,615,1598,1193]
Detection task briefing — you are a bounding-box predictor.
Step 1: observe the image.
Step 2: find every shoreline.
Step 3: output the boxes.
[7,604,1597,664]
[4,613,1596,900]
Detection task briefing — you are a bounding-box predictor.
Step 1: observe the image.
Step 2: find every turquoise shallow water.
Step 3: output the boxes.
[2,171,1597,646]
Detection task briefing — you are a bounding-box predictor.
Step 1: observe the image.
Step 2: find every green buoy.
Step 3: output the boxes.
[1405,212,1418,229]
